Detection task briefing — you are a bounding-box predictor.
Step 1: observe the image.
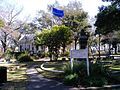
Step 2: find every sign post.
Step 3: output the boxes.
[70,48,90,76]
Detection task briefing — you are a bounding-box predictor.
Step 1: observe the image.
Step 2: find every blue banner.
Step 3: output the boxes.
[52,8,64,17]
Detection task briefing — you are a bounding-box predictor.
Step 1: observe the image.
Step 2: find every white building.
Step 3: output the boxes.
[18,34,43,54]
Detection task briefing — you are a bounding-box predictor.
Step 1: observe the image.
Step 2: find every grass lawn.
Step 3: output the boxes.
[36,67,63,82]
[36,60,120,85]
[0,63,27,90]
[43,62,66,71]
[36,61,66,81]
[110,65,120,71]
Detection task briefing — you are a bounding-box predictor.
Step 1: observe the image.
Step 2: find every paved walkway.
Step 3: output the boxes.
[26,67,76,90]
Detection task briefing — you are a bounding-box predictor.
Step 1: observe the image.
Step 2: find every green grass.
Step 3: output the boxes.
[43,64,63,71]
[36,67,63,81]
[0,63,27,90]
[110,65,120,71]
[35,61,66,80]
[43,62,67,71]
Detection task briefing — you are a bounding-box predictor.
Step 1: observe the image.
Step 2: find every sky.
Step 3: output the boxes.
[0,0,110,21]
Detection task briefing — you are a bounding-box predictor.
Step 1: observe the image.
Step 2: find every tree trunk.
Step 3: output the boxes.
[109,43,111,55]
[1,40,7,53]
[48,47,52,61]
[114,45,117,54]
[62,44,66,56]
[75,38,77,50]
[98,34,100,59]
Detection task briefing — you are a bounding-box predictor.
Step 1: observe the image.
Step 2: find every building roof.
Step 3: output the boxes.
[19,34,35,44]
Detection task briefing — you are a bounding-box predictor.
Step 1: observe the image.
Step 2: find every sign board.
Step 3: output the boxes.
[70,48,88,58]
[70,48,90,76]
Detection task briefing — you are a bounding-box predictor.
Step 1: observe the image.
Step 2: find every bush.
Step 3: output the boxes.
[64,51,70,57]
[62,57,66,61]
[18,53,33,62]
[37,51,45,58]
[63,61,87,86]
[83,76,108,87]
[90,63,109,77]
[113,60,120,65]
[5,49,12,59]
[81,63,109,87]
[63,61,109,87]
[60,51,70,57]
[94,77,108,87]
[63,61,87,76]
[13,52,25,59]
[63,73,78,85]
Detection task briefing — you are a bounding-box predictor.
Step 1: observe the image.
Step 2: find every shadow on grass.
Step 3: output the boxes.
[0,80,27,90]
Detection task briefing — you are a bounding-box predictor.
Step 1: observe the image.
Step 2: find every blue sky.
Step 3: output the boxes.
[0,0,110,21]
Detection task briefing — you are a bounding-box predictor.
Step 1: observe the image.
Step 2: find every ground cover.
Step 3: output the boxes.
[36,61,66,81]
[36,60,120,88]
[0,63,27,90]
[43,61,66,71]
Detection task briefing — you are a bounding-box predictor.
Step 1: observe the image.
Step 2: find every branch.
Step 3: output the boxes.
[8,7,23,25]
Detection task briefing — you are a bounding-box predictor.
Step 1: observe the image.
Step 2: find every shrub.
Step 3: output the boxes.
[90,63,109,77]
[89,76,108,87]
[64,51,70,57]
[113,60,120,65]
[63,61,109,87]
[13,52,25,59]
[83,76,108,87]
[37,51,45,58]
[63,61,87,86]
[44,52,49,57]
[63,73,78,85]
[62,62,72,75]
[62,57,66,61]
[17,53,33,62]
[80,62,109,87]
[63,61,87,76]
[60,51,70,57]
[5,49,12,59]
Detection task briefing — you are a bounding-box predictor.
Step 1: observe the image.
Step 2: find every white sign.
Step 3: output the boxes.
[70,48,90,76]
[70,48,88,58]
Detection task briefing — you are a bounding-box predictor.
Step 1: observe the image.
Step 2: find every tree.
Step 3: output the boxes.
[34,10,53,30]
[102,0,120,6]
[61,1,89,49]
[58,25,72,54]
[62,1,88,31]
[35,25,72,60]
[95,5,120,35]
[0,4,24,52]
[101,31,120,54]
[20,22,38,34]
[94,0,120,57]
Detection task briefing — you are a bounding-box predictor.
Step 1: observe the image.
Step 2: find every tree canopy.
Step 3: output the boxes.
[95,0,120,35]
[62,1,88,32]
[35,25,72,60]
[95,5,120,35]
